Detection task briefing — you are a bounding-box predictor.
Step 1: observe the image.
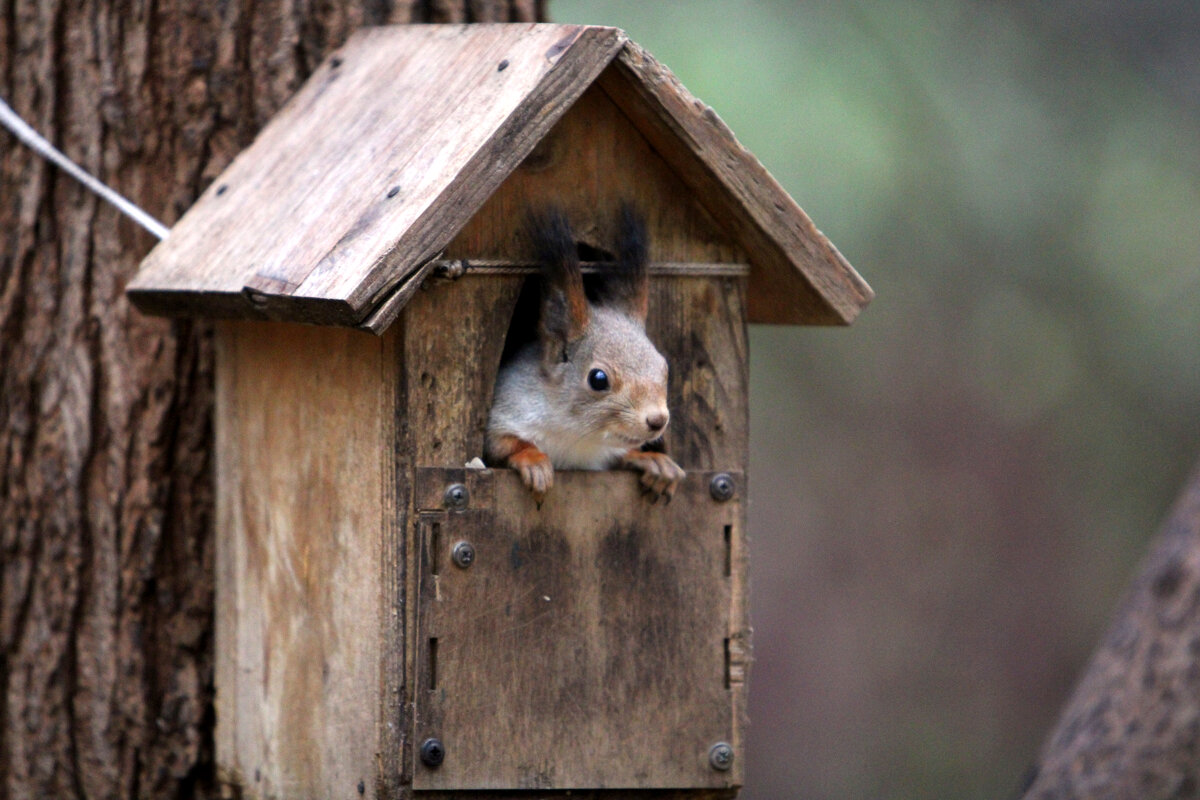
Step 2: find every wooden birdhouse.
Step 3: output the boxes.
[127,23,871,800]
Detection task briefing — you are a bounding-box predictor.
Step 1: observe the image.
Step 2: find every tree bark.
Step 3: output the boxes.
[0,2,543,798]
[1023,459,1200,800]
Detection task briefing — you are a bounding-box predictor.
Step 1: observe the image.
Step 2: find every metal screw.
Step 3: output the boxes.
[444,483,469,510]
[451,541,476,569]
[710,473,735,502]
[420,738,445,768]
[709,741,734,771]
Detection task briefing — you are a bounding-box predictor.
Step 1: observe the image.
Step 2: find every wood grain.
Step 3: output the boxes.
[215,321,392,799]
[400,274,526,465]
[411,469,746,791]
[128,24,627,327]
[445,83,746,266]
[194,22,764,796]
[211,262,751,796]
[647,276,750,471]
[127,24,871,332]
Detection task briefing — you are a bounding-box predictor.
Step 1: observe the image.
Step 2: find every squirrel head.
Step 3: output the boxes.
[530,204,671,447]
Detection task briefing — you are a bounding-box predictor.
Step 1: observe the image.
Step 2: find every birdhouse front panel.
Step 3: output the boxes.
[395,267,749,791]
[410,467,745,790]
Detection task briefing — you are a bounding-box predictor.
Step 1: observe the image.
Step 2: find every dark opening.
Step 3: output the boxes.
[724,637,731,690]
[723,524,732,578]
[495,241,620,368]
[430,520,441,575]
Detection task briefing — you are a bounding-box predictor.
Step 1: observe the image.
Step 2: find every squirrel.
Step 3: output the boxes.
[485,204,686,504]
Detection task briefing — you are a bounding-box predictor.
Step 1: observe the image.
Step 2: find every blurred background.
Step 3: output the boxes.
[551,2,1200,797]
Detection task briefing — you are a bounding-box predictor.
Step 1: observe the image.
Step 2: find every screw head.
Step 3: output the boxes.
[451,541,476,569]
[709,741,734,771]
[420,738,445,768]
[444,483,469,510]
[710,473,736,502]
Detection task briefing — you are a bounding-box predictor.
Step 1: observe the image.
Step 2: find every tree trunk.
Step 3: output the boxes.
[1022,459,1200,799]
[0,2,543,798]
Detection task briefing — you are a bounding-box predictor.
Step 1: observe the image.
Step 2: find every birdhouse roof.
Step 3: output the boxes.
[127,24,872,331]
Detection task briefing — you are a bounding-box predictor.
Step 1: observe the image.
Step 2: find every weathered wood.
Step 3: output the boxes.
[127,25,871,331]
[400,275,526,466]
[128,25,628,327]
[214,321,394,799]
[1022,461,1200,799]
[445,84,746,267]
[648,276,750,471]
[198,19,760,795]
[598,41,874,325]
[211,271,750,795]
[411,468,745,791]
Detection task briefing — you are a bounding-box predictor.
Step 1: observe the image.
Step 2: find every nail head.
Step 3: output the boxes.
[709,741,733,771]
[451,540,475,569]
[444,483,469,510]
[420,738,445,768]
[710,473,735,502]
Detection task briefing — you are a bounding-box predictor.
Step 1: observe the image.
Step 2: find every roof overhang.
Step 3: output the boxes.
[127,24,872,331]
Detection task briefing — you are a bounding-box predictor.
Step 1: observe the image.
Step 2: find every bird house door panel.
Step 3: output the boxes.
[412,468,744,791]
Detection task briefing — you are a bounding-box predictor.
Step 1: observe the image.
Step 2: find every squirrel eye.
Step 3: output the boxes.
[587,368,610,392]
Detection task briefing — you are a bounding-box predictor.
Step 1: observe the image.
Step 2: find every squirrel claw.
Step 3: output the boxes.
[509,446,554,504]
[626,450,685,503]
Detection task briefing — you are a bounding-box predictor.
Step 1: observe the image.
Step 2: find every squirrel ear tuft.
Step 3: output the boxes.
[527,207,589,370]
[592,202,649,323]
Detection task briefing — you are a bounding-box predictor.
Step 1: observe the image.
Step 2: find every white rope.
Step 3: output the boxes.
[0,96,170,240]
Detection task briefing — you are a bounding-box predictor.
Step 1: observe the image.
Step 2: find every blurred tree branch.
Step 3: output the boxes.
[1023,459,1200,798]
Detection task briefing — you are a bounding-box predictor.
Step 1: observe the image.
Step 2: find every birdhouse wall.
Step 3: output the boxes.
[446,83,745,264]
[214,321,401,798]
[212,81,752,799]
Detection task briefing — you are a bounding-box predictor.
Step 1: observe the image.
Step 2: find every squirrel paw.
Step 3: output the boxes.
[510,447,554,505]
[492,435,555,504]
[622,450,686,503]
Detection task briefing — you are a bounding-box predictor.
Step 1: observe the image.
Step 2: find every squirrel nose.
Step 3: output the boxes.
[646,412,668,433]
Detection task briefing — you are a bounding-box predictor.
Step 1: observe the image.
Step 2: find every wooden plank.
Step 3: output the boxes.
[400,274,525,466]
[378,324,407,799]
[647,275,750,471]
[426,260,751,277]
[411,468,745,791]
[598,42,873,325]
[128,24,627,327]
[445,83,745,266]
[214,321,392,799]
